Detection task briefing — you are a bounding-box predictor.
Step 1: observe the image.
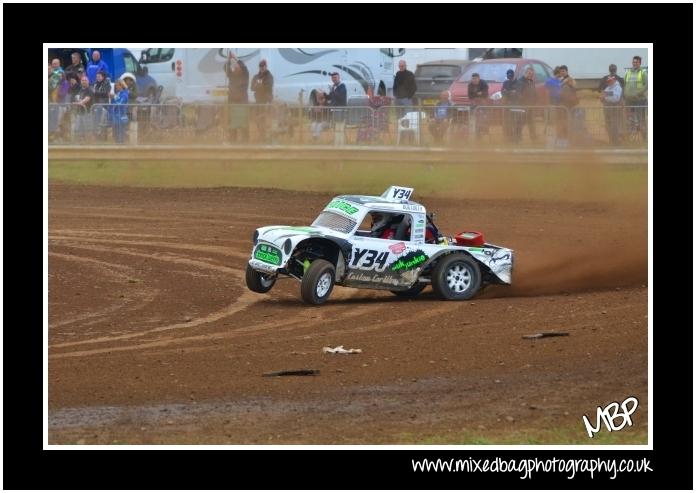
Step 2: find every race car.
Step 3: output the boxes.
[246,186,513,305]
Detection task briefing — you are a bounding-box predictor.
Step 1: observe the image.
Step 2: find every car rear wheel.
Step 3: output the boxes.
[391,282,427,298]
[431,254,481,300]
[245,264,276,293]
[300,259,335,305]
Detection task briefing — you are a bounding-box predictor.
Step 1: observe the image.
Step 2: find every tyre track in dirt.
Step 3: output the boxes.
[49,241,385,357]
[48,183,648,444]
[48,251,155,330]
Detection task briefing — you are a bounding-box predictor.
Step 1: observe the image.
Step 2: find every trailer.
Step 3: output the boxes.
[139,48,401,104]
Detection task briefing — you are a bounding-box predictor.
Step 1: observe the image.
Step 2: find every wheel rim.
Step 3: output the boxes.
[316,272,332,298]
[260,275,273,288]
[445,263,471,293]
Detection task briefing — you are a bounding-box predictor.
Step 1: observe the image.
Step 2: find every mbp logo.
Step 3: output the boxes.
[582,396,639,438]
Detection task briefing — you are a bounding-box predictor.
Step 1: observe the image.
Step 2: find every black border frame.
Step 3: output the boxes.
[5,2,692,489]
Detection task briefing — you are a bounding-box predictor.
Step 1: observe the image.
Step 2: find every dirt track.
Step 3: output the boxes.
[48,184,648,444]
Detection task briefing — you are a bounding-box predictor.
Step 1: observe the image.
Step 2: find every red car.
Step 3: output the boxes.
[448,58,553,106]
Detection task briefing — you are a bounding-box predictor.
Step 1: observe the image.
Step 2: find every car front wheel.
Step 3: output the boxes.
[431,254,481,300]
[300,259,335,305]
[246,264,276,293]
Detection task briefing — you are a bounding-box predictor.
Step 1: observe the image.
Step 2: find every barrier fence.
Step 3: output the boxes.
[47,102,648,148]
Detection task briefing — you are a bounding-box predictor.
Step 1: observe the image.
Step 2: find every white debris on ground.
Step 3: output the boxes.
[322,345,362,354]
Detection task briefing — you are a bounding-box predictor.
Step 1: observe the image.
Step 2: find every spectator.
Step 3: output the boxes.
[325,72,347,107]
[600,76,623,145]
[624,55,647,141]
[111,80,129,144]
[48,58,64,102]
[558,65,579,147]
[48,61,69,142]
[428,90,452,144]
[120,73,138,123]
[517,67,538,143]
[250,59,274,142]
[544,66,565,147]
[325,71,347,132]
[467,73,489,104]
[598,64,625,93]
[558,65,578,107]
[73,76,94,142]
[467,73,489,137]
[501,68,520,142]
[393,60,416,111]
[86,50,109,84]
[544,66,562,105]
[57,71,71,103]
[59,74,81,141]
[120,73,138,103]
[64,52,85,82]
[67,75,80,100]
[309,90,329,142]
[251,59,274,103]
[224,52,250,143]
[92,70,111,141]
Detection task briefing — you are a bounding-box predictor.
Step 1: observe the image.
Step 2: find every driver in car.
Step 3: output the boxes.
[371,212,438,242]
[370,212,400,239]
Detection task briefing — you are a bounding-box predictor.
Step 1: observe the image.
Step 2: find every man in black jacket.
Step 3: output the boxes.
[64,52,85,83]
[393,60,416,116]
[224,53,250,142]
[516,67,538,143]
[251,59,274,142]
[325,72,347,107]
[501,68,519,142]
[468,73,489,137]
[393,60,416,104]
[251,59,273,103]
[325,72,347,129]
[92,70,111,141]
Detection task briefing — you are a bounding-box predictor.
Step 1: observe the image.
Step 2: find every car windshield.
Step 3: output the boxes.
[311,211,357,234]
[459,63,517,83]
[416,65,462,78]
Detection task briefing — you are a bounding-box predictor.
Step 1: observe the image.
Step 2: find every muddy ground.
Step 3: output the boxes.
[48,184,648,444]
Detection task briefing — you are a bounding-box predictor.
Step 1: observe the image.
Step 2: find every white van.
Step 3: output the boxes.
[139,48,401,105]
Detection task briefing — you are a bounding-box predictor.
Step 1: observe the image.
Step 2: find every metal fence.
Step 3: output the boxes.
[47,102,648,148]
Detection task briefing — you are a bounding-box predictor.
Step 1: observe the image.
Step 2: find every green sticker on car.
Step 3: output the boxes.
[326,199,359,215]
[254,244,282,265]
[389,249,429,272]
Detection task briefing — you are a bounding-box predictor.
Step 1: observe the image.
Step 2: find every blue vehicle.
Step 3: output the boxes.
[48,48,159,99]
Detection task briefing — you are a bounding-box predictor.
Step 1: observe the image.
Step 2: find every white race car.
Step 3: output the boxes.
[246,186,513,305]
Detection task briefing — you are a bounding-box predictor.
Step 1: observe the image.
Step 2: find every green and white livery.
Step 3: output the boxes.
[246,186,514,305]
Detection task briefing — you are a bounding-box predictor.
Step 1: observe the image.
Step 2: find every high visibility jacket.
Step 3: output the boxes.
[624,68,647,100]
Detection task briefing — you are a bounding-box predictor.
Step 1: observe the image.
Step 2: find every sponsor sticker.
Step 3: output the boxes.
[254,244,282,265]
[326,199,359,216]
[389,242,407,254]
[389,250,429,272]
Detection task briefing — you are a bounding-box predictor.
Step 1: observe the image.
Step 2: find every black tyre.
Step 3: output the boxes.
[245,264,276,293]
[300,259,335,305]
[431,254,481,300]
[391,282,427,297]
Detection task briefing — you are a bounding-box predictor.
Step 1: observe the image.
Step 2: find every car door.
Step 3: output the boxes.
[344,213,425,289]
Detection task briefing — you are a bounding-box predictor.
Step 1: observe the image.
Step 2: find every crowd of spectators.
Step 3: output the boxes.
[48,53,648,147]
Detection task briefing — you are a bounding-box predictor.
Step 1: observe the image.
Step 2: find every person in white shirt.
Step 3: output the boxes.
[601,76,623,145]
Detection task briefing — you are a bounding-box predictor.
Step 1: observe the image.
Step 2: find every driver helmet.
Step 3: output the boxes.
[371,212,390,232]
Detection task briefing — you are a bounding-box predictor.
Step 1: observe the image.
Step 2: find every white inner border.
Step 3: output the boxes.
[43,42,652,451]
